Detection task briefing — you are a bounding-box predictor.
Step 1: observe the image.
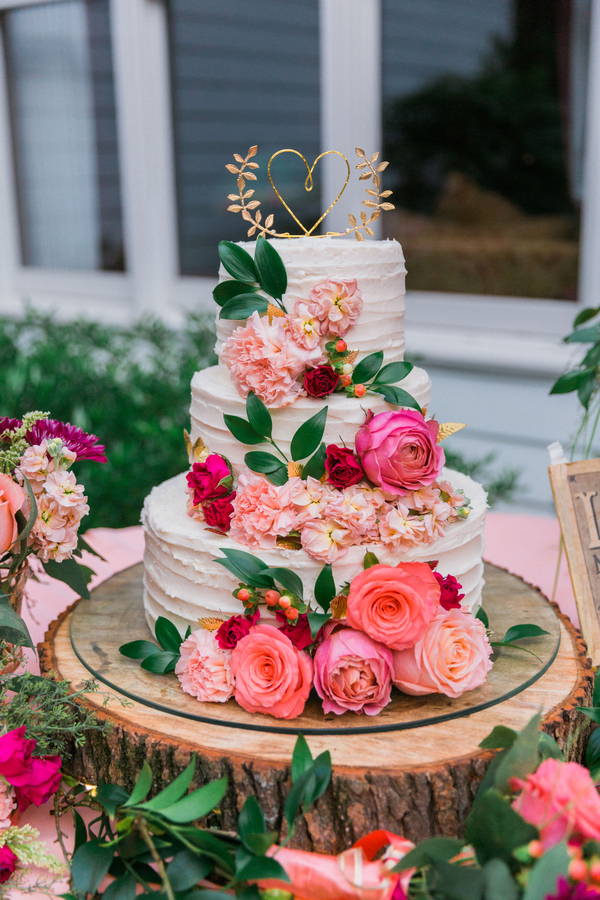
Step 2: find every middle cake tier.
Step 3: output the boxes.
[190,364,432,475]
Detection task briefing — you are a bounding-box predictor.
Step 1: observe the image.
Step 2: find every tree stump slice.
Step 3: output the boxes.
[39,562,593,853]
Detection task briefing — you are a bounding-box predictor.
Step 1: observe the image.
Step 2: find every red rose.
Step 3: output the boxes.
[275,612,315,650]
[0,847,18,884]
[204,493,235,532]
[304,366,339,398]
[434,572,464,610]
[11,755,62,810]
[186,454,232,505]
[216,609,259,649]
[325,445,364,488]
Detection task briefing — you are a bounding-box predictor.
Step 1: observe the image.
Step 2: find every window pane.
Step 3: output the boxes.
[382,0,587,301]
[4,0,124,271]
[168,0,321,276]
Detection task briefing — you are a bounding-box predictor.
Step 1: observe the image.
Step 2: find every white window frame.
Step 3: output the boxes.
[0,0,595,378]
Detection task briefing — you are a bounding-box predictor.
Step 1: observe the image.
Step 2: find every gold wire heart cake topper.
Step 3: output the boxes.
[225,146,395,240]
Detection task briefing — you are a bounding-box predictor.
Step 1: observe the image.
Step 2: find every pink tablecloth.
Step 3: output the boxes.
[10,513,577,896]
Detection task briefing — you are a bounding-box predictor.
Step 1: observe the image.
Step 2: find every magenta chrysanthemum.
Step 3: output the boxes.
[0,417,22,436]
[26,420,107,463]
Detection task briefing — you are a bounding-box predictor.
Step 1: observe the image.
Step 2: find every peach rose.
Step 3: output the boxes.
[175,629,234,702]
[346,562,440,651]
[392,607,493,698]
[308,279,364,337]
[231,624,313,719]
[0,474,24,555]
[229,471,297,549]
[512,758,600,850]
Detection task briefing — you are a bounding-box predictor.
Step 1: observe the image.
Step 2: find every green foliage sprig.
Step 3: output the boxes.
[120,617,190,674]
[346,350,420,409]
[214,236,287,319]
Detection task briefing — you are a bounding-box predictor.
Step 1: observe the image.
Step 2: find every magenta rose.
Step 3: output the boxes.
[11,755,62,810]
[186,454,232,505]
[0,847,18,884]
[216,609,259,649]
[355,409,444,496]
[304,366,340,398]
[325,445,364,488]
[313,626,394,716]
[204,493,235,531]
[0,726,35,779]
[434,572,464,611]
[275,611,315,651]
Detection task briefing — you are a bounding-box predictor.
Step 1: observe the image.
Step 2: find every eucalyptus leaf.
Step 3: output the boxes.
[219,294,269,320]
[302,442,326,480]
[538,732,563,761]
[246,391,272,438]
[140,755,196,811]
[372,361,414,385]
[218,241,258,283]
[213,280,257,306]
[262,566,303,600]
[254,235,287,300]
[352,351,383,385]
[371,384,422,412]
[119,639,160,660]
[392,837,465,871]
[140,651,179,674]
[155,616,183,653]
[314,563,335,612]
[483,858,518,900]
[290,406,328,461]
[224,415,265,445]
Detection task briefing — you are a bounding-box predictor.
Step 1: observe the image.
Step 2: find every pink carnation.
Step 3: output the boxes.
[229,472,297,549]
[175,629,234,702]
[222,311,324,408]
[314,626,393,716]
[308,279,363,337]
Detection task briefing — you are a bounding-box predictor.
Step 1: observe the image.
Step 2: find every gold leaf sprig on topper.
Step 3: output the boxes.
[225,146,395,240]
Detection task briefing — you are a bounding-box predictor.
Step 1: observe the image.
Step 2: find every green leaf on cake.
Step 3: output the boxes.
[290,407,328,461]
[218,241,258,283]
[372,361,414,385]
[302,442,326,480]
[565,326,600,343]
[574,306,599,328]
[262,567,303,600]
[254,235,287,300]
[352,351,383,385]
[223,415,265,445]
[246,391,272,438]
[550,368,595,395]
[265,466,289,486]
[219,294,269,320]
[244,451,288,486]
[371,384,422,412]
[363,551,380,569]
[215,548,274,589]
[213,280,258,307]
[314,563,335,612]
[154,616,184,654]
[307,611,330,639]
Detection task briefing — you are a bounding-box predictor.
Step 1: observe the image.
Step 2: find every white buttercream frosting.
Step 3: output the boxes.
[142,469,487,635]
[215,237,407,367]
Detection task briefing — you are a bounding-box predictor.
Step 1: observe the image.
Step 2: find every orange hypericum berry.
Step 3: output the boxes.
[340,373,352,386]
[265,590,281,606]
[278,595,292,609]
[568,859,588,882]
[354,384,367,398]
[336,340,347,352]
[528,840,544,859]
[237,589,250,602]
[285,607,299,621]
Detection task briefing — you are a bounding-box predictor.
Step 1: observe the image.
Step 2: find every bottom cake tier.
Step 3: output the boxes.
[142,468,487,634]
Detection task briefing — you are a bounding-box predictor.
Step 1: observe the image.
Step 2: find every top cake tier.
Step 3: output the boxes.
[215,237,407,368]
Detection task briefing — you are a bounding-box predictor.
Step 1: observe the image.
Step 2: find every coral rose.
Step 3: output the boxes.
[0,473,24,555]
[175,629,234,702]
[512,758,600,850]
[229,472,297,549]
[325,445,364,488]
[314,626,393,716]
[355,409,444,496]
[308,279,364,337]
[11,754,62,810]
[392,607,493,698]
[0,847,18,885]
[186,454,232,505]
[346,563,440,651]
[231,624,313,719]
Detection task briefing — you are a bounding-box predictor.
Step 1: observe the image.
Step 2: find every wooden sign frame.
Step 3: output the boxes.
[549,457,600,665]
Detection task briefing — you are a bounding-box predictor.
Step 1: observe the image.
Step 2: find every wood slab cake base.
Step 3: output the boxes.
[39,563,593,853]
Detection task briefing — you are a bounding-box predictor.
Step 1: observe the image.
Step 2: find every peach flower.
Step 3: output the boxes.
[0,780,16,829]
[0,474,24,555]
[175,629,234,703]
[222,311,324,408]
[286,300,324,350]
[229,471,297,549]
[308,279,364,337]
[291,476,334,525]
[19,440,54,490]
[300,517,353,563]
[314,626,393,716]
[511,758,600,850]
[346,562,440,651]
[231,624,313,719]
[378,505,427,549]
[324,487,379,542]
[392,607,493,698]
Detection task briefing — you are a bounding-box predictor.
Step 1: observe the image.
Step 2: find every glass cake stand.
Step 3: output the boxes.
[69,563,561,736]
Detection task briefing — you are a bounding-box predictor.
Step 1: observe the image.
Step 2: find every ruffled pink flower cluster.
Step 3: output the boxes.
[19,439,89,562]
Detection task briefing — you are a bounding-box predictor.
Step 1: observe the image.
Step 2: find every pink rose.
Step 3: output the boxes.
[11,755,62,810]
[0,473,24,555]
[346,563,440,651]
[186,454,232,505]
[204,493,235,532]
[355,410,445,496]
[0,847,18,884]
[231,624,313,720]
[175,629,234,702]
[230,472,297,549]
[275,611,315,650]
[392,608,493,699]
[314,626,393,716]
[0,726,35,779]
[434,572,464,610]
[216,610,259,649]
[308,279,364,337]
[512,759,600,850]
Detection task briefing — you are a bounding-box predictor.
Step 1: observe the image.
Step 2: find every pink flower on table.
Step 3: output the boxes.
[355,409,444,497]
[0,474,24,555]
[11,755,62,811]
[0,781,16,829]
[204,494,235,532]
[434,573,464,610]
[392,607,492,699]
[324,486,380,542]
[0,847,18,885]
[186,455,232,506]
[229,472,297,550]
[512,758,600,850]
[378,506,427,549]
[216,610,259,650]
[222,311,324,408]
[231,624,313,720]
[314,626,394,716]
[300,517,353,563]
[175,629,234,703]
[0,727,35,780]
[43,470,86,510]
[287,300,324,350]
[308,279,363,337]
[291,477,334,525]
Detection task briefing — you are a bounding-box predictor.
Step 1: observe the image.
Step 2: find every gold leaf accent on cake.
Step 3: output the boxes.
[288,461,303,477]
[198,617,226,631]
[183,429,192,458]
[331,595,347,619]
[437,423,467,444]
[268,302,286,323]
[192,436,210,463]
